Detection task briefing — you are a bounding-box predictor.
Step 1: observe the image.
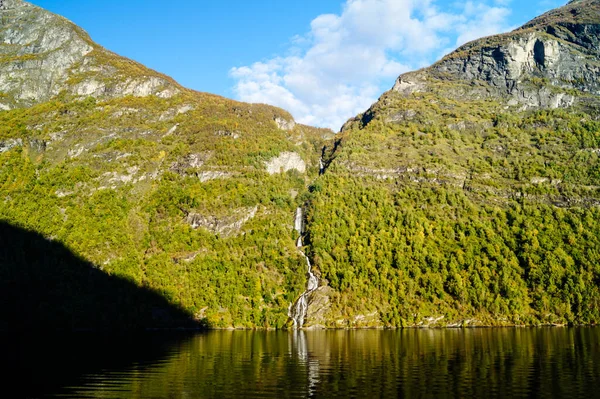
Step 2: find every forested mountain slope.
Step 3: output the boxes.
[2,0,599,330]
[0,0,332,329]
[304,0,600,327]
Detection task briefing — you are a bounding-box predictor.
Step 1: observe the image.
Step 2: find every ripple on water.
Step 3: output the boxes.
[5,328,600,398]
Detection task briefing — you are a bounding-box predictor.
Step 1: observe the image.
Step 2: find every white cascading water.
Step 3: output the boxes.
[289,207,319,329]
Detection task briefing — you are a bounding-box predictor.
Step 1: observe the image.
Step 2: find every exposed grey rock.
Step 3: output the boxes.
[392,72,427,96]
[0,0,27,10]
[274,117,296,131]
[385,109,417,123]
[350,1,600,135]
[28,138,46,152]
[71,76,177,100]
[170,153,211,175]
[417,315,445,327]
[531,177,550,184]
[432,30,599,108]
[0,1,179,107]
[186,206,258,236]
[0,138,22,153]
[0,4,93,105]
[266,152,306,175]
[215,130,241,139]
[165,124,179,136]
[118,77,177,98]
[157,104,194,121]
[55,189,74,198]
[67,133,117,159]
[352,3,593,121]
[198,171,233,182]
[96,166,142,189]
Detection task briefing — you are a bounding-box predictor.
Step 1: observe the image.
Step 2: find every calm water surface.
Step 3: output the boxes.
[5,328,600,398]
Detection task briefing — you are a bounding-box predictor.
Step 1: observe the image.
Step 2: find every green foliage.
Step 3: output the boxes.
[307,75,600,327]
[0,91,330,329]
[307,175,600,326]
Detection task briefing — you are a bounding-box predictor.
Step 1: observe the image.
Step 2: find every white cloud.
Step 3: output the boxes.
[230,0,514,131]
[454,2,514,46]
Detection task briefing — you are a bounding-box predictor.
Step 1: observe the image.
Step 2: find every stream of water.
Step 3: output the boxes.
[289,208,319,329]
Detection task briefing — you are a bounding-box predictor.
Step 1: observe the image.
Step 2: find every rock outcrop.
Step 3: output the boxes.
[274,117,296,131]
[351,0,600,128]
[0,0,178,109]
[266,152,306,175]
[185,207,258,237]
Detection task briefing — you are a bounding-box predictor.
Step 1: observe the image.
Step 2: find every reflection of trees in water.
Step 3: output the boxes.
[26,328,600,398]
[292,329,600,398]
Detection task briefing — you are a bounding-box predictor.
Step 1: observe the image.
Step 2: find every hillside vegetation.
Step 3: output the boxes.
[303,0,600,327]
[0,1,332,329]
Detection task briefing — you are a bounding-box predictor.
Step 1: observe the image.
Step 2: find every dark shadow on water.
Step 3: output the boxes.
[0,221,208,397]
[2,331,198,399]
[0,221,204,332]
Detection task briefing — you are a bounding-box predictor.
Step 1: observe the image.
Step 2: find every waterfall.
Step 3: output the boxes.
[294,207,304,234]
[289,208,319,329]
[319,157,324,175]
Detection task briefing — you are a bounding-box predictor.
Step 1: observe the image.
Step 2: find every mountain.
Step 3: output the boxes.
[1,0,600,330]
[0,0,179,108]
[0,0,332,329]
[305,0,600,327]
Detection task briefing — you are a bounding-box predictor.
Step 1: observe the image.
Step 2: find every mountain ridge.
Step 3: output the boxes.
[0,0,185,109]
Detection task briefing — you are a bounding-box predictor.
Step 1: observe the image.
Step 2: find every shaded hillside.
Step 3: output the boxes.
[304,0,600,327]
[3,332,196,398]
[0,221,203,330]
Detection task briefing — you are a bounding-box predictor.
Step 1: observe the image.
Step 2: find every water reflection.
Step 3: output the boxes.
[290,331,320,397]
[5,328,600,398]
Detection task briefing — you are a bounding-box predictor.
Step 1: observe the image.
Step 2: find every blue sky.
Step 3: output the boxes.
[32,0,565,129]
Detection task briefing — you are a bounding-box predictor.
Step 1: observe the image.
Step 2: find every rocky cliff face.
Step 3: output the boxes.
[0,0,178,110]
[365,0,600,123]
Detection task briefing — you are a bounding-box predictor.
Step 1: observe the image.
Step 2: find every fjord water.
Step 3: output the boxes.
[6,328,599,398]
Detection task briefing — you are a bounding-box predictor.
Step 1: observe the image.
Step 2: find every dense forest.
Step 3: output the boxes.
[306,99,600,327]
[0,92,329,329]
